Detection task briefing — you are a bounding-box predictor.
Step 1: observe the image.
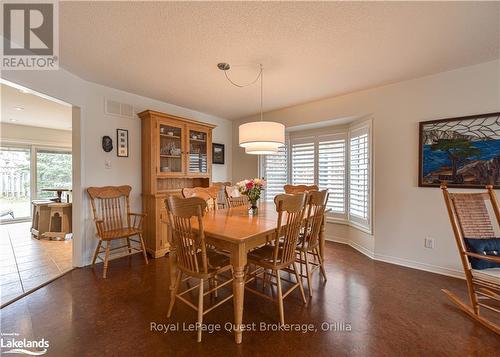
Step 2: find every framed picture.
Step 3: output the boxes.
[212,143,224,164]
[116,129,129,157]
[418,112,500,188]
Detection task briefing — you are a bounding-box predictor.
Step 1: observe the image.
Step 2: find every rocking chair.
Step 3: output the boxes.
[441,184,500,334]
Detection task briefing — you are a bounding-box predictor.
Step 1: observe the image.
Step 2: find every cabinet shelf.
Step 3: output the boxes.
[139,109,215,259]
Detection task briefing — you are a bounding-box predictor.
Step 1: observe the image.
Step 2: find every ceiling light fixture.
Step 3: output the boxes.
[9,118,18,122]
[14,106,24,111]
[218,62,284,155]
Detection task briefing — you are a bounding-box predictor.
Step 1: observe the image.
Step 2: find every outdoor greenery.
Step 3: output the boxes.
[36,151,72,199]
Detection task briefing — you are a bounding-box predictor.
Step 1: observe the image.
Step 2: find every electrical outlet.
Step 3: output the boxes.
[424,237,435,249]
[105,160,112,169]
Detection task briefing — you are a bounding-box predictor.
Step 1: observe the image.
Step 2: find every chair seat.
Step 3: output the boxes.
[248,244,287,268]
[205,249,231,272]
[179,248,232,278]
[295,232,319,252]
[473,267,500,284]
[101,227,141,240]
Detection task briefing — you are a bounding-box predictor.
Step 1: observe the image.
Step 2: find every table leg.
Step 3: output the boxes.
[231,243,247,344]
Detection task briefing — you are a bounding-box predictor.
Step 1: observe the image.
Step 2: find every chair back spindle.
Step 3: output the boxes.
[87,186,132,234]
[225,185,248,208]
[182,186,219,211]
[166,196,209,275]
[302,190,329,249]
[273,193,307,265]
[213,182,231,208]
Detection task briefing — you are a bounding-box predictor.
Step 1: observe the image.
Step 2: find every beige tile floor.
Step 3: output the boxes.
[0,222,72,306]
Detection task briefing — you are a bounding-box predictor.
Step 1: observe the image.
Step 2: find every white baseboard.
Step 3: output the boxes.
[325,235,374,259]
[374,252,464,280]
[348,240,375,259]
[325,236,464,280]
[324,234,348,245]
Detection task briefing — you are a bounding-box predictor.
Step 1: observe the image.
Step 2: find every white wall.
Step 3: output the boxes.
[233,60,500,277]
[2,68,233,266]
[0,123,72,147]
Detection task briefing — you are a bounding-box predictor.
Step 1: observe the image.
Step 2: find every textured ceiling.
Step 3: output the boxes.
[1,84,72,130]
[59,2,500,119]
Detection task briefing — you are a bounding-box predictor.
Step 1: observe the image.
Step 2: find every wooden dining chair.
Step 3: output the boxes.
[182,186,219,211]
[245,193,308,324]
[87,185,148,278]
[284,184,319,194]
[213,181,231,209]
[441,184,500,334]
[166,196,233,342]
[296,190,329,297]
[224,185,248,208]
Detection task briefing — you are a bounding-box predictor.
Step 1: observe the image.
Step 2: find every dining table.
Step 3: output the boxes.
[41,188,71,202]
[167,201,327,344]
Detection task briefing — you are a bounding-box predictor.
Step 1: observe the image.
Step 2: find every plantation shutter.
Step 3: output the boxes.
[262,145,288,202]
[291,139,315,186]
[318,135,346,216]
[349,126,370,227]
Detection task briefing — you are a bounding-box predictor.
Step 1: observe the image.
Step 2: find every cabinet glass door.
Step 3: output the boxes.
[159,123,183,174]
[188,129,208,174]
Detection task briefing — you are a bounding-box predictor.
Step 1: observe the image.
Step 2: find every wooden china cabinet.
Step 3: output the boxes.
[138,110,215,258]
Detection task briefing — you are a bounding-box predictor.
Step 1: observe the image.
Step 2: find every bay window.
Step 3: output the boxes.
[260,120,372,232]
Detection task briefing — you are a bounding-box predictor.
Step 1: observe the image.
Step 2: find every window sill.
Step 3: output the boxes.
[325,216,372,235]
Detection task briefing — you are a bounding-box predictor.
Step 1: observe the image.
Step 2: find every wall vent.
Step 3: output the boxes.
[104,98,135,118]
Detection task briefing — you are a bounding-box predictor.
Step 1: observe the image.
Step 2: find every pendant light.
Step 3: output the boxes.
[218,63,285,155]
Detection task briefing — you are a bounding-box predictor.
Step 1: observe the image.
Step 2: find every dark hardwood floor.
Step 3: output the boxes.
[1,242,498,356]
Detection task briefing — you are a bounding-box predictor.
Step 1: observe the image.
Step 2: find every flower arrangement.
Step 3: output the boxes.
[236,178,266,209]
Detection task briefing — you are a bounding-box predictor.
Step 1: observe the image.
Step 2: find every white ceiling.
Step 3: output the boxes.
[59,2,500,120]
[0,84,72,130]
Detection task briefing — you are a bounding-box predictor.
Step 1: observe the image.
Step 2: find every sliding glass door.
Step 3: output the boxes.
[0,145,72,223]
[0,146,31,221]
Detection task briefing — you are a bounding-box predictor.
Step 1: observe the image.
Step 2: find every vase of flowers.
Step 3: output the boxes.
[236,178,266,215]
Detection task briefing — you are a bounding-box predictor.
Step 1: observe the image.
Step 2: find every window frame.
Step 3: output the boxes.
[290,135,317,187]
[317,132,348,221]
[347,121,372,233]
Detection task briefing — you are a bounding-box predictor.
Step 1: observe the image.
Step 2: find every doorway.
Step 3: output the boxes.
[0,81,76,306]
